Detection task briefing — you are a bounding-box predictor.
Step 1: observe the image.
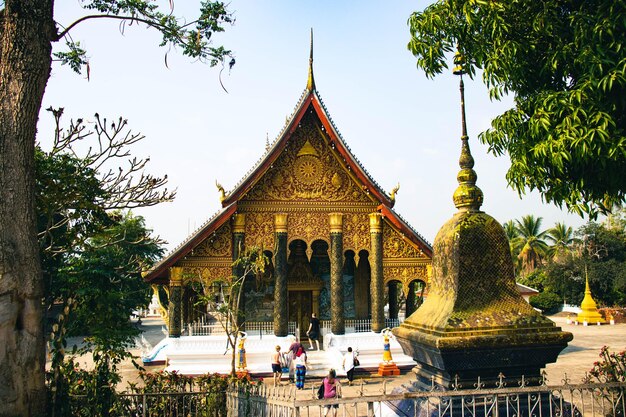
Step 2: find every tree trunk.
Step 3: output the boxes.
[0,1,55,416]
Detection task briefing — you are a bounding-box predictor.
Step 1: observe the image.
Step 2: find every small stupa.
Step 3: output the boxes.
[576,275,605,324]
[393,52,572,388]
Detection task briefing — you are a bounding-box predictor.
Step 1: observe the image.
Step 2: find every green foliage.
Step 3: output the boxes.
[46,339,135,417]
[55,1,234,73]
[408,0,626,218]
[510,212,626,307]
[546,222,578,261]
[65,212,163,339]
[577,221,626,306]
[529,291,562,313]
[513,215,549,274]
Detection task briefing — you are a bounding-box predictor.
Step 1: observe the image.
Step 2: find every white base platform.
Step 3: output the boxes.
[143,332,416,377]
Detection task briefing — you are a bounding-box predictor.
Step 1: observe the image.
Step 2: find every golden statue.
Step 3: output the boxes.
[390,183,400,203]
[215,181,226,203]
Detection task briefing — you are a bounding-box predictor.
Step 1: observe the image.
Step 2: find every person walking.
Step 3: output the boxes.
[342,347,357,385]
[288,338,303,383]
[294,346,308,389]
[271,345,283,386]
[306,312,321,350]
[322,369,342,417]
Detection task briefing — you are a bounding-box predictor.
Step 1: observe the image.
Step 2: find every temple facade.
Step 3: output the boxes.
[144,44,433,338]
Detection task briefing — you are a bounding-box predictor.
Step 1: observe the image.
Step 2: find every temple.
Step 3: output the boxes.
[143,33,433,339]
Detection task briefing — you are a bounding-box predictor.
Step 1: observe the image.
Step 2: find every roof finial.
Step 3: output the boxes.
[306,28,316,91]
[452,49,484,212]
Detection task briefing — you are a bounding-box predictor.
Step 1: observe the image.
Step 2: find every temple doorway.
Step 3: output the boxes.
[287,239,324,338]
[289,290,312,338]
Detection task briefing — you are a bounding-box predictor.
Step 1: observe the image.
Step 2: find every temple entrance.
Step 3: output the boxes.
[289,291,312,338]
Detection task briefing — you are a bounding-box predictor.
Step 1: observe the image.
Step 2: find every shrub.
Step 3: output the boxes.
[529,291,562,313]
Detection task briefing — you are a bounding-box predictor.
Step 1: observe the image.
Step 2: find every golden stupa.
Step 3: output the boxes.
[576,275,605,324]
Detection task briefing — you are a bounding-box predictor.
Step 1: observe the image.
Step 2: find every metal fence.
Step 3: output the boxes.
[68,378,625,417]
[227,379,626,417]
[321,318,403,333]
[183,321,297,337]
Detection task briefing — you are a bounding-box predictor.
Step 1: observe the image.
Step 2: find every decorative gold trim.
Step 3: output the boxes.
[275,213,288,233]
[232,213,246,233]
[238,202,378,211]
[369,212,383,233]
[383,258,431,267]
[329,213,343,233]
[170,266,184,286]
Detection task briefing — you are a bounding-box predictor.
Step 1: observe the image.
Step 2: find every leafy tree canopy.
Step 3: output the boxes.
[408,0,626,218]
[53,0,235,74]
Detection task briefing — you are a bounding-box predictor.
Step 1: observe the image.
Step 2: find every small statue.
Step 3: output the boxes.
[237,332,247,370]
[382,328,394,363]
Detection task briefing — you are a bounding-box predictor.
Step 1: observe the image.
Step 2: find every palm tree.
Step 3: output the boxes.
[515,215,549,274]
[503,220,521,272]
[546,222,577,262]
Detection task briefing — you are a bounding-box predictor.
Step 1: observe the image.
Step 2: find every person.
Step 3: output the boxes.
[342,347,356,385]
[322,369,342,417]
[306,312,321,350]
[288,338,303,382]
[294,346,308,389]
[271,345,283,386]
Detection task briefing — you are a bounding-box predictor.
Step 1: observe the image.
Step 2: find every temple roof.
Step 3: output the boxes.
[144,203,237,284]
[143,35,433,283]
[221,87,394,207]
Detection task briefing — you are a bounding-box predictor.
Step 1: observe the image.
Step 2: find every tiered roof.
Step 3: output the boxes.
[144,33,432,283]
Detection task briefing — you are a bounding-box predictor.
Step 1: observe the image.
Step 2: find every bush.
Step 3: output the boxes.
[529,291,562,313]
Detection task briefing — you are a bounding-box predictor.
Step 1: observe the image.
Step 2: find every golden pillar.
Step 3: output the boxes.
[369,212,384,333]
[232,213,246,326]
[168,266,184,338]
[273,213,289,336]
[329,213,345,335]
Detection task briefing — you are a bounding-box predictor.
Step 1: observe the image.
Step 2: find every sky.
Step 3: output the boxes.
[39,1,590,252]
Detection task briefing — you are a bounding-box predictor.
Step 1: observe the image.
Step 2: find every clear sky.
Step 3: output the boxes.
[39,1,589,251]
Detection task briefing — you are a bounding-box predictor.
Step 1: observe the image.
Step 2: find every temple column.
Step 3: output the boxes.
[329,213,345,335]
[232,214,245,326]
[406,281,417,317]
[369,212,385,333]
[168,266,184,338]
[388,282,398,320]
[273,213,288,336]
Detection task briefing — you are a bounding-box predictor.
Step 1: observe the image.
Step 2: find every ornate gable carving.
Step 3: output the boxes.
[243,112,372,204]
[383,222,424,259]
[189,222,232,258]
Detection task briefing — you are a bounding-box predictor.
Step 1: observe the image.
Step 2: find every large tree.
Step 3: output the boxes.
[0,2,232,415]
[408,0,626,218]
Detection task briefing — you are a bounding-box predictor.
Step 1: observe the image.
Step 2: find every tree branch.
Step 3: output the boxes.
[55,14,170,42]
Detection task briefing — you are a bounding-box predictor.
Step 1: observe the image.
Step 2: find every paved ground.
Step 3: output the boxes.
[56,314,626,396]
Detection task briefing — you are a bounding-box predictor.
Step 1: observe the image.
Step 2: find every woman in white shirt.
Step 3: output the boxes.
[342,346,357,385]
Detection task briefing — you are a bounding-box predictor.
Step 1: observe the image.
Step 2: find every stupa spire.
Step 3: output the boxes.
[452,50,483,212]
[306,28,316,91]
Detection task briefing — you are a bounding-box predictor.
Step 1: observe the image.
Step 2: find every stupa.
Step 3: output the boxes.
[576,275,605,324]
[393,53,573,388]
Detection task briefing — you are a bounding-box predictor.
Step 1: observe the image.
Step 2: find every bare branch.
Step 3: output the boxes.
[55,14,172,42]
